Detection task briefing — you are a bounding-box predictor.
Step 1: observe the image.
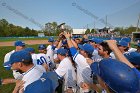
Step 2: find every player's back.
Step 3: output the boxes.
[36,53,48,65]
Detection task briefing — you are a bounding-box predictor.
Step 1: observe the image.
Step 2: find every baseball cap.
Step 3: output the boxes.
[92,58,140,93]
[48,37,54,42]
[24,73,57,93]
[78,43,94,54]
[124,52,140,65]
[3,50,32,67]
[117,40,128,47]
[73,35,79,39]
[121,37,131,43]
[57,48,68,56]
[38,44,46,50]
[14,40,25,46]
[89,38,103,44]
[24,47,35,53]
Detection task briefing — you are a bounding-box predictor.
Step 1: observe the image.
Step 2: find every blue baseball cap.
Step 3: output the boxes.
[38,44,46,50]
[57,48,68,56]
[78,43,94,54]
[3,50,32,67]
[24,73,56,93]
[24,47,35,53]
[48,37,54,42]
[124,52,140,65]
[117,40,128,47]
[73,35,79,39]
[14,40,25,46]
[121,37,131,43]
[89,38,103,44]
[92,58,140,93]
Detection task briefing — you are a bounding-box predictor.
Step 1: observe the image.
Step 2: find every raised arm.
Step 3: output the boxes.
[64,32,73,48]
[71,39,78,49]
[57,40,62,49]
[106,40,134,68]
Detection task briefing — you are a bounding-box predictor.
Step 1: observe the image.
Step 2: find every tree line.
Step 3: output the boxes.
[0,19,139,37]
[0,19,62,37]
[0,19,38,37]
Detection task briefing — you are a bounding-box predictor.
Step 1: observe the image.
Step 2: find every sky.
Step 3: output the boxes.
[0,0,140,30]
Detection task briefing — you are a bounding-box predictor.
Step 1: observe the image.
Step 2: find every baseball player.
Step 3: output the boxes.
[4,40,25,80]
[36,44,50,71]
[89,38,103,61]
[4,50,55,93]
[110,40,129,59]
[46,37,55,63]
[64,32,94,93]
[55,48,77,93]
[121,37,137,53]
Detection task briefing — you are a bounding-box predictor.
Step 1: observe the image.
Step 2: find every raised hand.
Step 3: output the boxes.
[64,32,71,39]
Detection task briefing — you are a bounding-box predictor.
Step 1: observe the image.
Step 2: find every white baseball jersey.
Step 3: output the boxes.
[128,48,137,53]
[55,57,76,89]
[4,50,23,80]
[70,47,93,86]
[22,65,46,90]
[53,48,58,60]
[46,45,54,63]
[110,51,131,59]
[31,53,38,65]
[4,50,15,63]
[36,53,48,65]
[110,52,116,59]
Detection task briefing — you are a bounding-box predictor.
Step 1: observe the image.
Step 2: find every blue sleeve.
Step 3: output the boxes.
[90,62,99,75]
[132,68,140,79]
[69,47,78,56]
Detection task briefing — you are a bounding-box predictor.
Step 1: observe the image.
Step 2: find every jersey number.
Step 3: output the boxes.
[37,56,47,65]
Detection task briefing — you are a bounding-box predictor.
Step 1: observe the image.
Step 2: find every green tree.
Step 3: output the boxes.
[91,29,95,33]
[0,19,38,37]
[85,28,90,34]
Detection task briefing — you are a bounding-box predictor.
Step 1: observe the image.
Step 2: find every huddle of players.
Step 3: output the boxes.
[3,32,140,93]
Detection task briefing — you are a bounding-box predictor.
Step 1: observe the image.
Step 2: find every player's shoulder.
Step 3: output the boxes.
[47,45,52,49]
[36,53,46,57]
[62,57,71,63]
[5,50,15,56]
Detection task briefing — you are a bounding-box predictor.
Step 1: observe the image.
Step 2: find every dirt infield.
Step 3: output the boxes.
[0,40,49,46]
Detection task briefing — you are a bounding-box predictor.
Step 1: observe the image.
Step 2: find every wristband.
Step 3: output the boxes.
[66,38,70,41]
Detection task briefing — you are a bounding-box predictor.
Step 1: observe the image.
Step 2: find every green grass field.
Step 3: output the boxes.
[0,44,40,93]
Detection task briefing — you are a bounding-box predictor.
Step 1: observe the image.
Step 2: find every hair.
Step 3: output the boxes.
[124,47,129,52]
[22,59,33,66]
[100,42,112,55]
[118,45,129,52]
[85,51,93,58]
